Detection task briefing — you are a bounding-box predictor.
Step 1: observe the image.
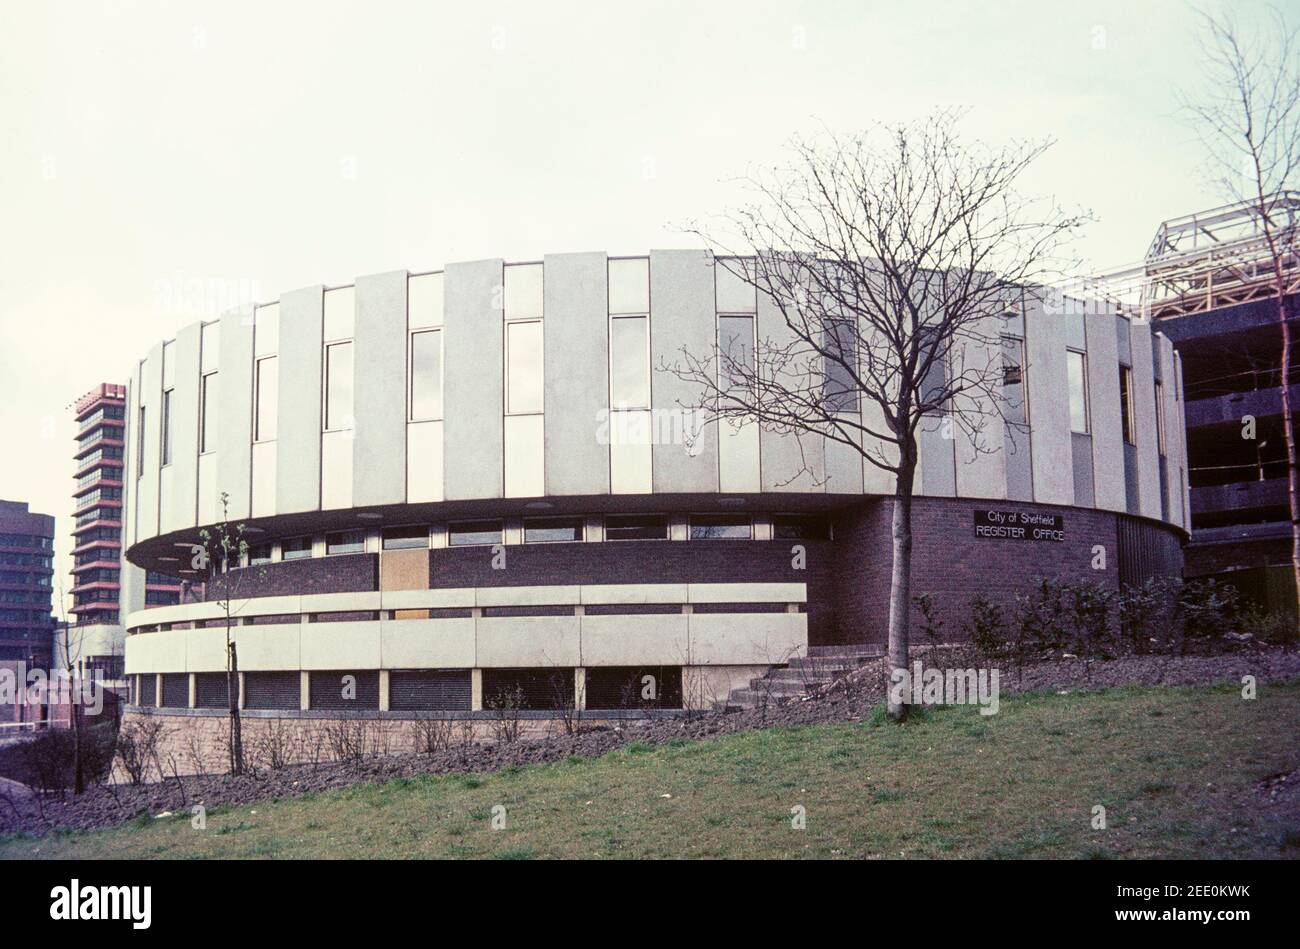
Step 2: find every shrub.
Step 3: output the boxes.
[961,594,1007,658]
[1237,607,1298,645]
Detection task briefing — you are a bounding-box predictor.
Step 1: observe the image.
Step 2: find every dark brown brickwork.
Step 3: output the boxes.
[429,539,841,644]
[205,554,377,600]
[833,497,1184,644]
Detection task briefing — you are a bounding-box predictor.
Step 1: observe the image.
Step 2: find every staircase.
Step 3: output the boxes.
[720,645,885,710]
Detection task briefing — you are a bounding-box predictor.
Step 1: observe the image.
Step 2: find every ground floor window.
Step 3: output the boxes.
[195,672,235,709]
[585,666,682,709]
[389,670,472,710]
[243,671,300,710]
[309,670,380,710]
[482,668,574,710]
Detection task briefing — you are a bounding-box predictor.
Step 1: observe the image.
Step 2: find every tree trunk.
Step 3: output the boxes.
[227,637,243,775]
[886,453,917,721]
[1275,272,1300,622]
[71,660,84,795]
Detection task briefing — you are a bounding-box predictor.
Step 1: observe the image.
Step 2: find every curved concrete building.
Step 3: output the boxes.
[120,252,1188,751]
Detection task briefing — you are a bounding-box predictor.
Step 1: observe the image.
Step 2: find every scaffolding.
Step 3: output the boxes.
[1089,191,1300,321]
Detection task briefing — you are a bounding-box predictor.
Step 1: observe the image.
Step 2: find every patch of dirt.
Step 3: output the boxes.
[3,647,1297,837]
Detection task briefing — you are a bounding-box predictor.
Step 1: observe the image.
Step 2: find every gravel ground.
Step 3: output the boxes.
[3,646,1297,837]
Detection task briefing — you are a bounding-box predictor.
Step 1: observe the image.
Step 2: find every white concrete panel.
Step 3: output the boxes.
[543,252,610,495]
[1158,334,1185,528]
[504,414,545,497]
[687,613,807,665]
[380,618,476,668]
[406,421,443,502]
[161,320,203,532]
[444,258,504,500]
[718,417,761,492]
[476,585,581,607]
[1084,311,1127,512]
[300,591,382,613]
[251,441,277,518]
[476,616,581,667]
[580,614,689,665]
[353,270,408,506]
[136,342,163,540]
[299,621,381,670]
[321,429,354,510]
[825,419,868,495]
[276,285,324,514]
[580,583,688,605]
[1129,321,1163,518]
[650,250,719,493]
[122,368,141,548]
[379,588,476,610]
[1024,298,1074,504]
[197,453,218,525]
[757,284,826,492]
[216,305,255,521]
[609,410,652,493]
[127,629,185,674]
[687,582,806,603]
[227,624,302,672]
[953,317,1006,500]
[185,626,232,673]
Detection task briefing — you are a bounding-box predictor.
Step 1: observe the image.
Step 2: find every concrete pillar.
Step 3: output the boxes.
[299,671,310,711]
[471,669,483,711]
[238,672,246,710]
[188,673,196,709]
[379,670,390,712]
[154,674,162,708]
[574,668,586,711]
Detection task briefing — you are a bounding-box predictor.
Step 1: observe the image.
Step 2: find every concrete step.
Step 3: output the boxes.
[807,644,885,658]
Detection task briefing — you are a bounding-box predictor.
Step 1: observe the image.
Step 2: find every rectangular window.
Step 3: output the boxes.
[718,315,754,391]
[324,341,354,431]
[382,525,428,550]
[772,514,831,541]
[408,272,444,330]
[160,389,173,466]
[715,260,756,313]
[1119,366,1136,445]
[136,406,145,478]
[247,543,273,566]
[448,520,503,547]
[824,318,858,413]
[610,316,650,408]
[281,536,312,561]
[409,329,443,420]
[325,530,365,555]
[690,514,752,540]
[604,514,668,541]
[608,257,649,314]
[1066,350,1089,434]
[255,356,278,442]
[504,263,544,320]
[1001,336,1028,425]
[523,517,584,543]
[200,372,218,454]
[1154,380,1166,455]
[506,320,544,414]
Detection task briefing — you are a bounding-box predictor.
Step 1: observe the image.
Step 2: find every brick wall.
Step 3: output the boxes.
[833,497,1184,644]
[205,554,377,600]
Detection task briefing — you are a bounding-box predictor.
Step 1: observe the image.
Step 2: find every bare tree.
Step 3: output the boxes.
[671,111,1087,719]
[1184,8,1300,615]
[195,491,254,775]
[51,578,86,794]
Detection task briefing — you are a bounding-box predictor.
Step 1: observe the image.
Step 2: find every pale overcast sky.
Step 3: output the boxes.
[0,0,1268,615]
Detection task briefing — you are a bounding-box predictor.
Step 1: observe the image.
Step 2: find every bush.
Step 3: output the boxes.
[10,722,118,794]
[962,594,1007,657]
[1237,607,1298,645]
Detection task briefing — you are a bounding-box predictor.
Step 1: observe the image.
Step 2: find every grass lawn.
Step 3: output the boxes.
[3,681,1298,859]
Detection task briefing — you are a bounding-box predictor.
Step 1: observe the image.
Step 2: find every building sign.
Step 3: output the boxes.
[973,510,1064,542]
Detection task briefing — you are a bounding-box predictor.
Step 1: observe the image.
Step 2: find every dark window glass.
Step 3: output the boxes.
[281,536,313,560]
[448,520,503,547]
[772,514,831,541]
[1119,366,1136,446]
[382,525,428,550]
[523,517,583,543]
[604,514,668,541]
[247,543,273,565]
[326,530,365,555]
[690,514,751,540]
